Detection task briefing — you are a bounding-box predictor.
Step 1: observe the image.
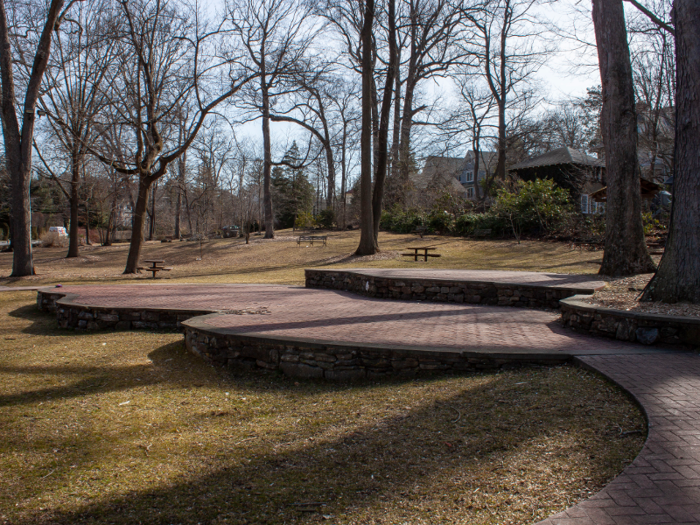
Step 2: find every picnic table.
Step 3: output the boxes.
[138,259,173,278]
[401,246,441,262]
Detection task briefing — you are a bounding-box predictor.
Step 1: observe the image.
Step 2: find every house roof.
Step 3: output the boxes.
[411,156,466,191]
[509,147,604,171]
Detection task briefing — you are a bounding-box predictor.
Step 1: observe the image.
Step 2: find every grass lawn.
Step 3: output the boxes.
[0,229,607,286]
[0,231,646,524]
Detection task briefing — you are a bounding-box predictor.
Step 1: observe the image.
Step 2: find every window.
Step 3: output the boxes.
[466,187,475,199]
[595,202,605,215]
[466,171,474,182]
[581,194,589,214]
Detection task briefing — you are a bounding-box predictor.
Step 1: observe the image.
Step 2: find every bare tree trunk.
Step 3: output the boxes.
[372,0,397,243]
[593,0,655,276]
[356,0,377,256]
[124,178,151,274]
[642,0,700,303]
[262,76,275,239]
[67,156,80,257]
[84,197,92,245]
[174,142,186,239]
[149,182,157,240]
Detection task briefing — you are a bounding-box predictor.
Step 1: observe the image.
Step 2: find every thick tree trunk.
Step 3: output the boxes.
[371,0,397,243]
[124,177,151,274]
[9,160,33,276]
[593,0,655,277]
[67,158,80,257]
[641,0,700,303]
[323,141,336,209]
[261,77,274,239]
[84,198,91,245]
[174,153,185,239]
[356,0,377,256]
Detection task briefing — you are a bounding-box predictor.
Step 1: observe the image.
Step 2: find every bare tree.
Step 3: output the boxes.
[226,0,312,239]
[593,0,655,276]
[0,0,79,276]
[395,0,466,191]
[88,0,255,273]
[462,0,550,182]
[36,0,116,257]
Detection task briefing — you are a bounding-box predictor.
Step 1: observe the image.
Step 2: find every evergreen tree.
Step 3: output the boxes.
[271,142,314,229]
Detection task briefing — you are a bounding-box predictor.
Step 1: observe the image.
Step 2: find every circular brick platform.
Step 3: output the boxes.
[39,283,654,374]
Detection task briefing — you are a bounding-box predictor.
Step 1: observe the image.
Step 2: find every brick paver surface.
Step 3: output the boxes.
[328,268,608,290]
[538,354,700,525]
[43,281,700,523]
[53,283,648,355]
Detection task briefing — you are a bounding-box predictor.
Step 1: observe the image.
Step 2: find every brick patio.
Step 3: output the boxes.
[36,280,700,523]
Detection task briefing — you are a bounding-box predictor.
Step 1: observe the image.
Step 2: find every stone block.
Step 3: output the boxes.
[324,368,366,381]
[636,327,660,345]
[115,321,131,330]
[97,313,119,322]
[280,361,324,379]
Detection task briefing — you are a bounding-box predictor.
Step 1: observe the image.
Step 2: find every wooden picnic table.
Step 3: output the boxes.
[140,259,172,278]
[401,246,441,262]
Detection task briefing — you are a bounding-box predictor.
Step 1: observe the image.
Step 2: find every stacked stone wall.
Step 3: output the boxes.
[305,269,587,309]
[183,321,567,380]
[561,296,700,346]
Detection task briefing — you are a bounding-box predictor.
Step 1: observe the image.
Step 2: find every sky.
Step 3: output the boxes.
[214,0,603,151]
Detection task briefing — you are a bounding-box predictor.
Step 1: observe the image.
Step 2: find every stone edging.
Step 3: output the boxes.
[182,313,570,380]
[37,288,213,331]
[305,269,600,309]
[561,294,700,346]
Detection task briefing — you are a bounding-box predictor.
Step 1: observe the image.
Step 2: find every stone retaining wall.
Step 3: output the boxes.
[183,315,567,380]
[305,269,589,309]
[37,289,210,331]
[561,295,700,346]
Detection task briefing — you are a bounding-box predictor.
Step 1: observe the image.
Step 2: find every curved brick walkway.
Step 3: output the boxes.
[539,354,700,525]
[37,282,700,523]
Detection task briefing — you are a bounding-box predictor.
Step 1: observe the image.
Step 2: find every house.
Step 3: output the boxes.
[456,151,497,199]
[509,147,606,214]
[411,151,497,201]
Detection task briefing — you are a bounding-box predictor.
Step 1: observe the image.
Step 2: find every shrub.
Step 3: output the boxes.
[380,204,425,233]
[427,209,454,234]
[454,212,507,237]
[315,208,335,230]
[493,179,573,240]
[294,211,314,230]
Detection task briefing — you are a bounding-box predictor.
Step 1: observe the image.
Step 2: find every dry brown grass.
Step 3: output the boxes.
[0,229,607,287]
[0,287,646,524]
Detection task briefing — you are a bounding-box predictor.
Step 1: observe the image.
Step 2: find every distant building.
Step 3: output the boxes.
[509,147,606,214]
[411,151,497,200]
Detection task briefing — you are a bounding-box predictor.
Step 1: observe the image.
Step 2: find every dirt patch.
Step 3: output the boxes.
[584,274,700,319]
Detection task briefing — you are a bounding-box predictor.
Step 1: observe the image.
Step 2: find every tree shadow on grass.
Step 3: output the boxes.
[8,366,637,525]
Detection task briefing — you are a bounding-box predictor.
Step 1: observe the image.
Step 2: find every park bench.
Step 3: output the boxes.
[401,246,441,262]
[137,259,173,278]
[297,235,328,246]
[412,226,428,238]
[473,228,492,238]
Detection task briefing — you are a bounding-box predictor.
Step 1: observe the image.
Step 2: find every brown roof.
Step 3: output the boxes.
[509,147,604,171]
[412,156,467,192]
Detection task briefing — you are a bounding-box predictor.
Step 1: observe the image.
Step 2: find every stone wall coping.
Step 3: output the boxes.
[182,313,571,363]
[305,268,605,295]
[561,294,700,327]
[37,287,225,316]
